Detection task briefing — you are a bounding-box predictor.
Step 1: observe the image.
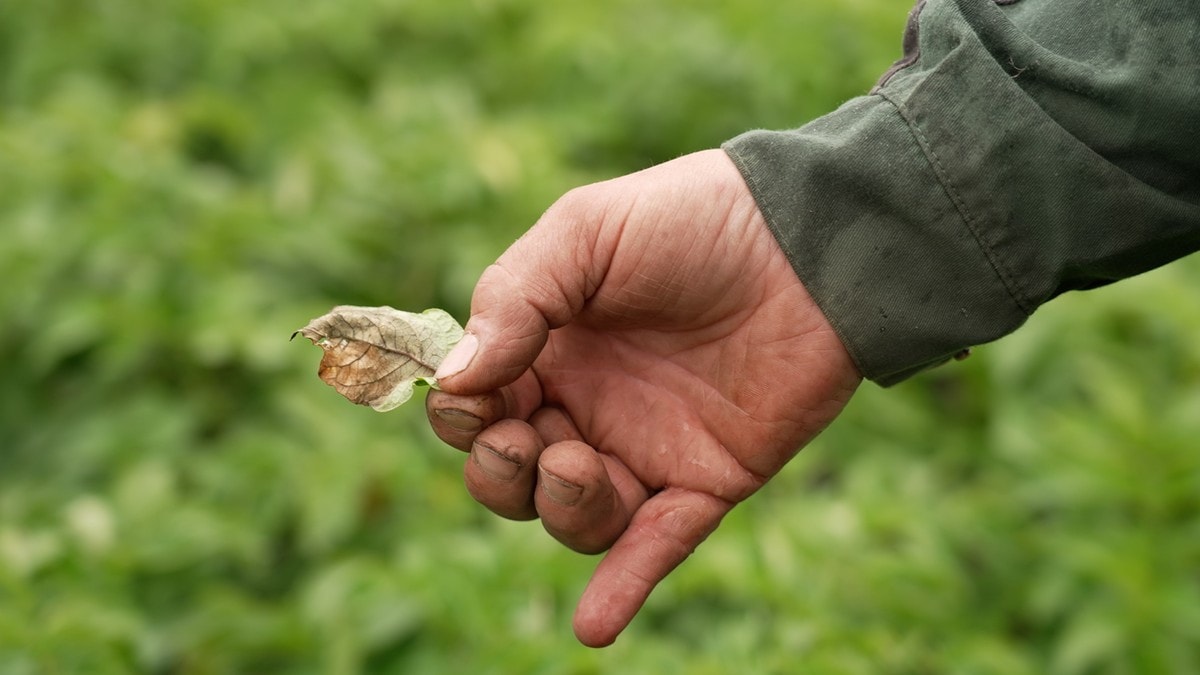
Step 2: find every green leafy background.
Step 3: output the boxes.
[2,1,1197,673]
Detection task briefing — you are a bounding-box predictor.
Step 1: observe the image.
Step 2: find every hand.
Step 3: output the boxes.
[425,149,861,646]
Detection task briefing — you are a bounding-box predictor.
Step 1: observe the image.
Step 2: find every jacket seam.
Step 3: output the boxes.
[875,91,1035,315]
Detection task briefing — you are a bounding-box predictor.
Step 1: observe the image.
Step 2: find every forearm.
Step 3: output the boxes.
[724,0,1200,385]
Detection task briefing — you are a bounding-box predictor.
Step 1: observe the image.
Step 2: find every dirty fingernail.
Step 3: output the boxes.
[435,408,483,432]
[435,332,478,380]
[539,467,583,505]
[473,442,521,480]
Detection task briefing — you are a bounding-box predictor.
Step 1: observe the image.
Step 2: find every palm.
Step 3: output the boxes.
[427,150,860,646]
[532,259,852,503]
[528,153,857,496]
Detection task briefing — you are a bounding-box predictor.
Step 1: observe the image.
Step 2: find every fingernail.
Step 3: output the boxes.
[473,442,521,480]
[434,408,483,432]
[539,467,583,505]
[435,332,478,380]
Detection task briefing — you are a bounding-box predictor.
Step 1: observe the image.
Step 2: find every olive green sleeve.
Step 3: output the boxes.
[723,0,1200,385]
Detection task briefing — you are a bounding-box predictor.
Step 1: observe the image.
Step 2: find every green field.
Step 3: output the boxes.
[2,1,1198,673]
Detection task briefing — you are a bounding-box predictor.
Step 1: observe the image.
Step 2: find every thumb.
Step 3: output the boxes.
[434,189,615,394]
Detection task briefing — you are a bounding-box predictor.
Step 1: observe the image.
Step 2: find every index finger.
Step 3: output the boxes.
[425,368,543,451]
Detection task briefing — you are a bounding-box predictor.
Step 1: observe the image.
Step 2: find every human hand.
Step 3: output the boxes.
[425,149,862,646]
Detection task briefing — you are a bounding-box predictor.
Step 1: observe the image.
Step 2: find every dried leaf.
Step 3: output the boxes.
[292,306,464,412]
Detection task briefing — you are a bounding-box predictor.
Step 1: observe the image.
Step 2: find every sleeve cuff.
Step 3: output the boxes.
[723,0,1200,386]
[722,94,1028,386]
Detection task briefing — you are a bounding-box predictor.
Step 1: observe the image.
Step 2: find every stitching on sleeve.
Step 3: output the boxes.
[876,92,1035,315]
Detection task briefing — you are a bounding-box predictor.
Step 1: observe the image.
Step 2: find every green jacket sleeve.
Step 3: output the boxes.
[722,0,1200,385]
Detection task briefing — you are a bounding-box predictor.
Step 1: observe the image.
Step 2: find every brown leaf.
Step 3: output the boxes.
[292,306,464,411]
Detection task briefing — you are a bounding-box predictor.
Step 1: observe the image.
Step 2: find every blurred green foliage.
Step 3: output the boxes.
[1,0,1197,673]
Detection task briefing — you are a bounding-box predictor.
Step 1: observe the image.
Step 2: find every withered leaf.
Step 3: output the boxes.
[292,306,464,412]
